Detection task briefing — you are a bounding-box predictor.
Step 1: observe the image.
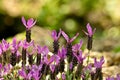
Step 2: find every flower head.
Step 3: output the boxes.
[106,77,114,80]
[72,39,83,53]
[1,39,9,52]
[117,74,120,80]
[62,31,79,43]
[18,68,27,79]
[57,47,67,59]
[62,73,66,80]
[11,38,21,53]
[50,64,55,73]
[0,45,2,55]
[73,51,85,64]
[94,56,104,68]
[21,40,34,49]
[69,62,73,70]
[22,16,36,30]
[52,29,61,41]
[83,23,96,37]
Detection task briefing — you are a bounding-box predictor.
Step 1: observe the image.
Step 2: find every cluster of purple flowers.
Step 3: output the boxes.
[0,16,119,80]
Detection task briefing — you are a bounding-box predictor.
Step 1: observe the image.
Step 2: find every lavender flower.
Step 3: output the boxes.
[36,45,47,65]
[62,31,79,43]
[83,23,96,50]
[57,47,67,60]
[83,23,96,37]
[11,37,21,53]
[69,62,73,70]
[62,73,66,80]
[94,56,104,68]
[0,44,2,55]
[0,63,2,70]
[18,68,30,79]
[72,39,83,53]
[52,29,61,41]
[21,40,34,49]
[73,51,85,64]
[22,16,36,30]
[50,64,55,73]
[106,77,114,80]
[62,31,79,64]
[3,64,12,75]
[1,39,9,52]
[117,74,120,80]
[44,55,55,65]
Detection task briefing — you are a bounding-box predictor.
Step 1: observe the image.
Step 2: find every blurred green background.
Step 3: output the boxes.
[0,0,120,52]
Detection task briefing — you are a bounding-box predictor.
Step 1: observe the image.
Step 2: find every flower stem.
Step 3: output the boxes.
[87,50,90,65]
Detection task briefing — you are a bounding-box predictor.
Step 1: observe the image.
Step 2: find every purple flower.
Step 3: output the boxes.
[22,16,36,30]
[1,39,9,52]
[62,31,79,43]
[18,68,27,79]
[3,64,12,75]
[36,45,47,54]
[30,65,41,80]
[11,38,21,53]
[41,46,49,56]
[0,45,2,55]
[50,64,55,73]
[52,29,61,41]
[21,40,34,49]
[58,47,67,59]
[73,51,85,64]
[44,55,55,65]
[72,39,83,53]
[0,63,2,70]
[69,62,73,70]
[117,74,120,80]
[62,73,66,80]
[106,77,114,80]
[94,56,104,68]
[83,23,96,37]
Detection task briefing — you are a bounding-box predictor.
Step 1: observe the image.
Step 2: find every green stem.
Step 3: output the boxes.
[87,50,90,65]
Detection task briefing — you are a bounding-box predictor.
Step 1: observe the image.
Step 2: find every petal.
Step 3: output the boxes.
[27,18,34,27]
[27,18,36,29]
[21,16,27,28]
[51,30,57,40]
[86,23,92,36]
[78,39,83,49]
[70,33,79,43]
[62,31,69,42]
[57,29,62,39]
[100,56,104,64]
[30,20,36,27]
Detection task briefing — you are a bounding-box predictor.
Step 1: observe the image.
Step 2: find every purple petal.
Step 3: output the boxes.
[69,62,73,70]
[18,69,27,78]
[100,56,104,64]
[50,64,55,73]
[27,18,34,26]
[51,30,57,40]
[62,31,69,42]
[0,63,2,70]
[86,23,93,36]
[57,29,62,40]
[117,74,120,80]
[21,16,27,27]
[69,33,79,43]
[27,18,36,29]
[62,73,66,80]
[78,39,83,49]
